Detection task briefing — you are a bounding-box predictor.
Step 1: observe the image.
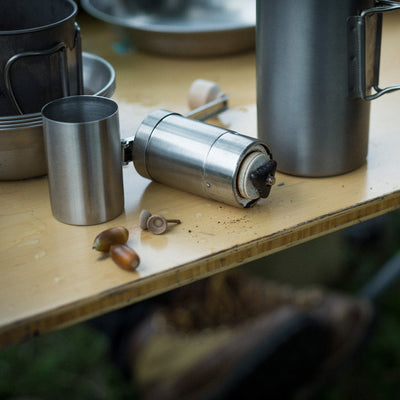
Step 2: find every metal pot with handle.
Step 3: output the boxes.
[0,0,83,116]
[256,0,400,177]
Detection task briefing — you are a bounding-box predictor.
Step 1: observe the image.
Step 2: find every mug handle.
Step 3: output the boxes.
[74,23,84,97]
[354,0,400,100]
[4,42,69,115]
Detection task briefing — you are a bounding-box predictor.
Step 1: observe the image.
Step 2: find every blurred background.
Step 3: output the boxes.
[1,209,399,399]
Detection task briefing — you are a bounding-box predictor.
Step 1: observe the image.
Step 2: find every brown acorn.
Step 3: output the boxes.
[109,244,140,271]
[92,226,129,252]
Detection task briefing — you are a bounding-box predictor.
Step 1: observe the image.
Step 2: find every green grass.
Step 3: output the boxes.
[0,324,136,400]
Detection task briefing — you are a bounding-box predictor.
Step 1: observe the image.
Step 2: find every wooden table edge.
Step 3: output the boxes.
[1,190,400,348]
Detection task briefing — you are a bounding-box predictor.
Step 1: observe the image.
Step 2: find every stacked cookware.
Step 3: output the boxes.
[0,0,115,180]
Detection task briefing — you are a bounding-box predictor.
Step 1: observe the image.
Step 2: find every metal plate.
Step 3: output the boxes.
[81,0,255,56]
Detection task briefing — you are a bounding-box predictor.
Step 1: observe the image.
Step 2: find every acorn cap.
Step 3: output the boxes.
[139,209,152,230]
[147,214,168,234]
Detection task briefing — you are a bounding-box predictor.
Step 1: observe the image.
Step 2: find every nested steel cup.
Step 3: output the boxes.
[256,0,400,177]
[42,96,124,226]
[0,0,83,116]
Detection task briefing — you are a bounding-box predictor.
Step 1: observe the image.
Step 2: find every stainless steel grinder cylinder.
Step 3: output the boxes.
[131,110,276,208]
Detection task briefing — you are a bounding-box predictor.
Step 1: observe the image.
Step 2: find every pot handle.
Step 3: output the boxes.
[352,0,400,100]
[4,42,70,115]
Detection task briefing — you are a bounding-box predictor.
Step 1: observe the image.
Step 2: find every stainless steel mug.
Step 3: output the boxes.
[256,0,400,176]
[0,0,83,116]
[42,96,124,225]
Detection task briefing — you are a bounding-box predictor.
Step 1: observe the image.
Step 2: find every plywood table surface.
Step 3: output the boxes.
[1,14,400,347]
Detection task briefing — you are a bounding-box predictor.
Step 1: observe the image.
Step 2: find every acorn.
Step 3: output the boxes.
[92,226,129,252]
[109,244,140,271]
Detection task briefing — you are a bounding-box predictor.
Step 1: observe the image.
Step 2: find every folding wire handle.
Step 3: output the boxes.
[4,23,83,115]
[354,0,400,100]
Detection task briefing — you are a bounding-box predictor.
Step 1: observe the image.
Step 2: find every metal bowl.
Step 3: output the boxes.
[0,52,116,180]
[81,0,255,57]
[0,124,47,181]
[81,52,115,97]
[0,112,42,125]
[0,118,43,127]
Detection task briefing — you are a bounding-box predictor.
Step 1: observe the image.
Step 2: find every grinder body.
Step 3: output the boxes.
[131,110,276,208]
